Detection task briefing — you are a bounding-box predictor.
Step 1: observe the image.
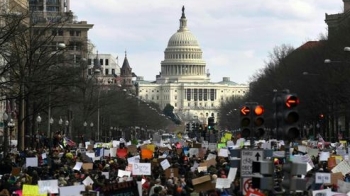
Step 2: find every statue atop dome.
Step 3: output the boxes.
[181,6,185,18]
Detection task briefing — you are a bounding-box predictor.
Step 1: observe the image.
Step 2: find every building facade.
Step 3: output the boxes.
[136,7,248,123]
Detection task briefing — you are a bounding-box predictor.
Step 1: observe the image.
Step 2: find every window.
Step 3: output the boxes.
[100,59,104,65]
[204,89,207,101]
[70,30,74,36]
[157,96,159,100]
[105,69,109,75]
[175,103,177,107]
[112,69,115,75]
[186,89,191,101]
[194,89,198,101]
[105,59,109,65]
[210,89,215,101]
[76,31,81,36]
[175,96,177,100]
[188,103,190,107]
[88,69,92,75]
[88,59,92,65]
[199,89,202,101]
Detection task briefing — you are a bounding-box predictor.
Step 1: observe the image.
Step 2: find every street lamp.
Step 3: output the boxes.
[47,43,66,138]
[36,114,42,132]
[8,118,14,149]
[36,114,42,149]
[65,120,69,136]
[90,122,94,141]
[58,117,63,134]
[49,117,54,137]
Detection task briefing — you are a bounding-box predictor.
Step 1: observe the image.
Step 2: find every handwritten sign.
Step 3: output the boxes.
[160,159,171,170]
[132,163,151,175]
[240,150,264,175]
[23,184,46,196]
[26,157,38,167]
[59,185,85,196]
[38,180,58,194]
[101,180,139,196]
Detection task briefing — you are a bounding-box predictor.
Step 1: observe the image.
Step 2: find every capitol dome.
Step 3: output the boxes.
[158,6,209,84]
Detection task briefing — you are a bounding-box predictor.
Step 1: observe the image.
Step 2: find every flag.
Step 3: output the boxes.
[63,137,76,147]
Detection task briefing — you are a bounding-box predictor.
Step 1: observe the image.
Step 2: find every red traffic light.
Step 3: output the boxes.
[285,95,299,108]
[254,105,264,116]
[240,106,250,116]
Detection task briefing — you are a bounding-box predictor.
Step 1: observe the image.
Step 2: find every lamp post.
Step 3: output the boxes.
[8,118,14,150]
[3,112,9,158]
[36,114,42,149]
[47,43,66,138]
[58,117,63,134]
[49,117,54,137]
[65,120,69,136]
[90,122,94,141]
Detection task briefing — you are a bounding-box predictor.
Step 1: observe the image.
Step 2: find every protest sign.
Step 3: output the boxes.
[165,168,178,178]
[38,180,59,194]
[82,163,93,170]
[59,185,85,196]
[132,163,151,175]
[101,180,139,196]
[216,178,231,189]
[118,169,131,177]
[160,159,171,170]
[141,148,153,159]
[192,175,215,192]
[23,184,46,196]
[26,157,38,167]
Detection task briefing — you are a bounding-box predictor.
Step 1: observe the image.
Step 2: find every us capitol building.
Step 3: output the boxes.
[135,7,248,123]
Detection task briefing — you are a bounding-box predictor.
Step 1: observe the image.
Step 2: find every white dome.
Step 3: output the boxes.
[167,31,199,47]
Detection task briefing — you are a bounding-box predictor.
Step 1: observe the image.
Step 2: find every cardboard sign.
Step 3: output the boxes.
[82,163,93,170]
[11,167,21,176]
[22,184,46,196]
[193,143,202,148]
[127,145,138,154]
[165,168,178,178]
[192,175,215,192]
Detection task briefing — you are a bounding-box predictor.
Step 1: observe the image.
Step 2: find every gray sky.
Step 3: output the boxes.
[70,0,342,84]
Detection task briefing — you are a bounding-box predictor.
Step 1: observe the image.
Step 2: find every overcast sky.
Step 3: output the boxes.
[70,0,343,84]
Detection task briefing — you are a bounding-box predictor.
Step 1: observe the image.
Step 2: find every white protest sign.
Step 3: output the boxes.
[73,162,83,171]
[86,152,95,158]
[102,172,109,179]
[312,189,331,196]
[319,151,330,161]
[216,178,231,188]
[41,153,47,159]
[127,156,140,164]
[160,159,171,170]
[338,180,350,194]
[332,160,350,176]
[315,172,331,184]
[227,168,238,182]
[118,169,131,177]
[218,148,229,157]
[82,176,94,186]
[189,148,199,157]
[59,185,85,196]
[112,140,120,147]
[132,163,151,175]
[38,180,59,194]
[26,157,38,167]
[109,147,117,157]
[197,166,207,173]
[207,153,216,160]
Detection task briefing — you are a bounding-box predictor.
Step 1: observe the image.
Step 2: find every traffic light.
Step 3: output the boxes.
[240,105,251,138]
[252,160,274,190]
[208,117,215,130]
[253,105,265,138]
[186,123,190,132]
[191,123,196,131]
[281,162,309,191]
[282,93,300,141]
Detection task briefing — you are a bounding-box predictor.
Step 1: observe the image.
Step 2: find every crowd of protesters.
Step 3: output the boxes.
[0,132,350,195]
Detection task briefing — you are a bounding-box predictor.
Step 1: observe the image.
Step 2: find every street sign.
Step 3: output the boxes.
[240,149,264,175]
[240,106,250,116]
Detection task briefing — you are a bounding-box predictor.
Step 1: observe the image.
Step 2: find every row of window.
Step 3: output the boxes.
[186,89,216,101]
[87,68,116,75]
[165,53,201,59]
[88,58,109,66]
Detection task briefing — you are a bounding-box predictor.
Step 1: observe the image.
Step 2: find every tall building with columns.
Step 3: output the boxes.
[136,7,248,124]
